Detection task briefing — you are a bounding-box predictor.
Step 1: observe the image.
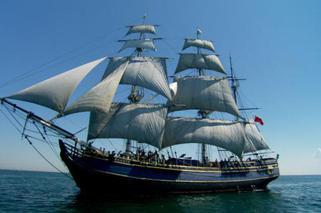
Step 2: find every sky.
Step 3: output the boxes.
[0,0,321,175]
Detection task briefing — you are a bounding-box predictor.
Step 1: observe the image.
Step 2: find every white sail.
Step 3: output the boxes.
[88,103,167,148]
[62,61,129,116]
[8,57,106,113]
[162,117,246,157]
[175,53,225,74]
[126,24,156,35]
[183,38,215,52]
[169,76,240,117]
[119,39,156,52]
[243,123,270,153]
[87,104,121,141]
[103,56,172,100]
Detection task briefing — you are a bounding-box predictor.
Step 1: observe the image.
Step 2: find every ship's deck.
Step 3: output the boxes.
[64,141,278,173]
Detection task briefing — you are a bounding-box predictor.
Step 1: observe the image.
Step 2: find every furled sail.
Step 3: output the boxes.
[8,57,106,113]
[182,38,215,52]
[119,39,156,52]
[175,53,225,74]
[103,56,172,100]
[169,76,240,117]
[126,24,156,35]
[62,61,130,116]
[243,123,269,153]
[162,117,246,157]
[88,103,167,148]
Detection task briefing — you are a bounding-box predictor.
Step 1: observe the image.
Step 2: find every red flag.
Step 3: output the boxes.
[254,116,264,125]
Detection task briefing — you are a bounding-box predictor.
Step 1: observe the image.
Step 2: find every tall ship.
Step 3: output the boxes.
[0,18,279,194]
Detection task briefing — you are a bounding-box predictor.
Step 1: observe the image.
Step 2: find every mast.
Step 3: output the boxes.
[172,29,264,160]
[229,55,238,104]
[196,29,204,76]
[195,29,208,164]
[125,15,147,153]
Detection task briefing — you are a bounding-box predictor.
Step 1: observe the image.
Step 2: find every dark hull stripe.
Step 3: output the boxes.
[92,168,279,183]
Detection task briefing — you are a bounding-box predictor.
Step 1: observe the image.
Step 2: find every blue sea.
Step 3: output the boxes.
[0,170,320,212]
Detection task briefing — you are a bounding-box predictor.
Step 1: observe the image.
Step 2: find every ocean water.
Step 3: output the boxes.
[0,170,320,213]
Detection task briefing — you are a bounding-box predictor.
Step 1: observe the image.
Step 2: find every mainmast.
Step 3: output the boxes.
[173,29,242,164]
[229,55,239,104]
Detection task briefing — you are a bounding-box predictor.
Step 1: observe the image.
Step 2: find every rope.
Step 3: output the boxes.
[32,121,60,159]
[0,108,22,134]
[106,139,117,151]
[25,135,72,180]
[3,104,24,128]
[0,26,124,90]
[161,39,179,54]
[1,103,72,179]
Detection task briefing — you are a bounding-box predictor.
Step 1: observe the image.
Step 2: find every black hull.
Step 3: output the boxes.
[60,142,279,194]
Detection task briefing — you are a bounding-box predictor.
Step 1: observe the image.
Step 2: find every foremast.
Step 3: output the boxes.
[106,15,169,154]
[195,29,209,164]
[125,15,147,153]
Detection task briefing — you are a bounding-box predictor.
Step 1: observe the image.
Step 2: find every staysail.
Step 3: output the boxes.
[8,57,106,113]
[169,76,240,117]
[62,61,130,116]
[243,123,269,153]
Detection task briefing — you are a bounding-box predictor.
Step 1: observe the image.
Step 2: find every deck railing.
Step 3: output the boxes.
[62,141,278,172]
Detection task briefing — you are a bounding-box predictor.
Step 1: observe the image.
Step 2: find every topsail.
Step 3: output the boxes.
[126,24,157,35]
[175,53,225,74]
[103,56,172,100]
[182,38,215,52]
[119,39,156,52]
[169,76,240,117]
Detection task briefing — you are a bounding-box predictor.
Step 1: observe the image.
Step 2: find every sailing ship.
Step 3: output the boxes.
[0,18,279,194]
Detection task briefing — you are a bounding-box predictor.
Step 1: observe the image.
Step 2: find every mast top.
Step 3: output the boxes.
[196,29,202,38]
[142,13,147,24]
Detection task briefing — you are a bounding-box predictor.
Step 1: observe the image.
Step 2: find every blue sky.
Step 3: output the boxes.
[0,0,321,174]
